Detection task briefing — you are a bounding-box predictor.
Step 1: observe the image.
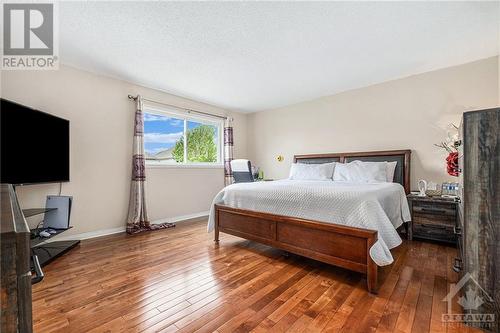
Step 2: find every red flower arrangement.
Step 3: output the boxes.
[434,124,460,177]
[446,151,459,176]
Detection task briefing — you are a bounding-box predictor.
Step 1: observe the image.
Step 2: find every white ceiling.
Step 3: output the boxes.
[60,1,499,113]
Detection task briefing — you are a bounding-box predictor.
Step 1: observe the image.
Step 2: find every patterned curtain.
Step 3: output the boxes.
[126,95,174,234]
[224,118,234,186]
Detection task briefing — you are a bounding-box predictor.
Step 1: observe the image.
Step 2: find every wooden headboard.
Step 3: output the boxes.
[294,149,411,194]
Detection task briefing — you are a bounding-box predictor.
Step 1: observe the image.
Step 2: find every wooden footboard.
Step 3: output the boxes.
[214,204,379,293]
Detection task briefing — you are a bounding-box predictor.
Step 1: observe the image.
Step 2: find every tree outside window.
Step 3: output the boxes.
[144,110,221,165]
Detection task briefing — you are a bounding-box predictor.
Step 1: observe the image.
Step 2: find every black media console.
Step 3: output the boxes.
[25,208,80,268]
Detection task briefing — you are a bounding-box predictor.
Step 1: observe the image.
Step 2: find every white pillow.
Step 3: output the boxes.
[350,160,397,182]
[386,161,397,182]
[289,162,335,181]
[333,160,387,183]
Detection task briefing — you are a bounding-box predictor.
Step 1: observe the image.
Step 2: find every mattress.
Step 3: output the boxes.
[208,180,411,266]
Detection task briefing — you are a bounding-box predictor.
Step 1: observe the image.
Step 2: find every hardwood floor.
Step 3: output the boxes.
[33,219,476,333]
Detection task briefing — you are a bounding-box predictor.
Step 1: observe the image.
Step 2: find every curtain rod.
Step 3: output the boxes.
[127,94,230,121]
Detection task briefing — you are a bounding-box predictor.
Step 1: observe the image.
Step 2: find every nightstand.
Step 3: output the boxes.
[406,194,459,244]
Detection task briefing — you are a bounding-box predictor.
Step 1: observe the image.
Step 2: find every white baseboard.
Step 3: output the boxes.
[151,211,209,225]
[46,211,209,242]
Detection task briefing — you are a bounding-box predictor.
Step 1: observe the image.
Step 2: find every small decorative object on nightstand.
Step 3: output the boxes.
[406,194,459,244]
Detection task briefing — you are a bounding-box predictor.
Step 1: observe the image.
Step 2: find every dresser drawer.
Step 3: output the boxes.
[413,223,456,243]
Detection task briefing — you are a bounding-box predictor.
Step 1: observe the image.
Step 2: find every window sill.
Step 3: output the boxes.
[146,163,224,169]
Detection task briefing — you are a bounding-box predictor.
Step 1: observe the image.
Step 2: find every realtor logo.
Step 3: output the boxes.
[2,2,58,69]
[442,273,495,330]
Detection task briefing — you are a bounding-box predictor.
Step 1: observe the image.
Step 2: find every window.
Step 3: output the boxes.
[143,107,223,167]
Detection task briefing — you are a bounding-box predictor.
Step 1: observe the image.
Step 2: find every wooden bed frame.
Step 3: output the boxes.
[214,149,411,293]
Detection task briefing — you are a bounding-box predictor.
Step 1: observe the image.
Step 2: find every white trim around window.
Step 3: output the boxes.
[143,104,224,168]
[145,163,224,169]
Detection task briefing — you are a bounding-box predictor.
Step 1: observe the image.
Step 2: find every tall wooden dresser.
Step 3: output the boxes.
[456,108,499,331]
[1,184,33,333]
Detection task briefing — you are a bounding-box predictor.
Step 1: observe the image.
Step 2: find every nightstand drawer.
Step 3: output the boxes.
[413,213,455,227]
[413,223,455,243]
[412,203,456,216]
[406,194,459,244]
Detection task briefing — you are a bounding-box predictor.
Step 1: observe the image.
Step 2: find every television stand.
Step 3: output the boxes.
[31,240,80,267]
[25,208,80,267]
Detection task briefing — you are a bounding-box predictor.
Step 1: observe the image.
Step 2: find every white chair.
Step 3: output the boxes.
[230,159,255,183]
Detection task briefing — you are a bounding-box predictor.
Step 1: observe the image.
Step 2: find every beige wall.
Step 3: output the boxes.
[247,57,499,189]
[1,65,247,236]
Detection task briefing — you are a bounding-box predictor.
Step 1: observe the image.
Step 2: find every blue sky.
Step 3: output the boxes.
[144,113,211,155]
[144,113,183,155]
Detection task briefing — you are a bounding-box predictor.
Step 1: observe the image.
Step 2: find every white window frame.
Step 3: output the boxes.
[144,105,224,168]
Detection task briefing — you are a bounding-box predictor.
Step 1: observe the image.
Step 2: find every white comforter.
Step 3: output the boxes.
[208,180,411,266]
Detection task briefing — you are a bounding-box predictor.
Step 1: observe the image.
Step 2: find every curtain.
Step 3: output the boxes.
[224,118,234,186]
[126,95,174,234]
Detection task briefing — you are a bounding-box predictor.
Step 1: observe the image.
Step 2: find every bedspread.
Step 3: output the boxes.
[208,180,411,266]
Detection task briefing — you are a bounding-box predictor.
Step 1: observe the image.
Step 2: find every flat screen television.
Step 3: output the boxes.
[1,99,70,184]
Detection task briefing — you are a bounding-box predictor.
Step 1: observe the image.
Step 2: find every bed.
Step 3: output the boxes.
[208,150,411,293]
